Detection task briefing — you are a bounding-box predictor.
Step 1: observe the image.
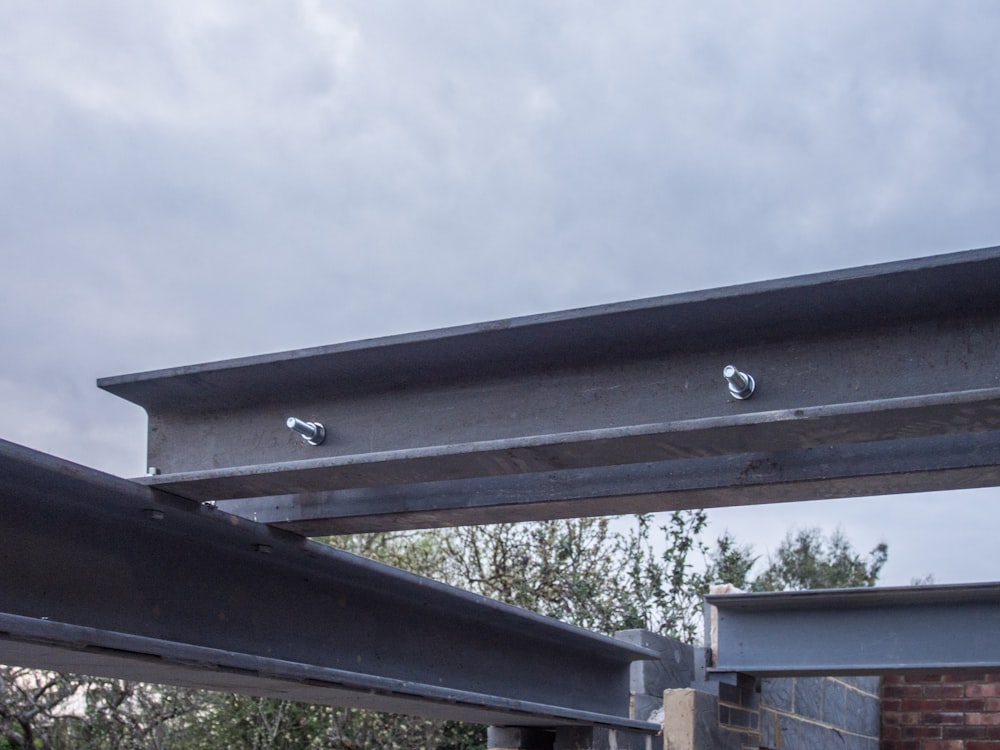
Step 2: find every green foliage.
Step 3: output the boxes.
[702,526,888,593]
[441,517,624,632]
[71,680,202,749]
[703,532,757,591]
[178,696,485,750]
[749,527,888,592]
[0,668,81,750]
[615,511,712,642]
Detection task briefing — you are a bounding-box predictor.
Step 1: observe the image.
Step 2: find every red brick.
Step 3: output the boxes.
[944,698,987,712]
[969,684,1000,698]
[899,725,941,739]
[923,741,964,750]
[967,742,1000,750]
[943,725,991,740]
[884,684,926,699]
[946,672,987,683]
[924,712,965,725]
[968,712,1000,726]
[881,724,901,740]
[922,685,968,700]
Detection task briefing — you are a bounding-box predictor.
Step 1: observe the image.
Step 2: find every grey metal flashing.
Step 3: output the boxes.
[99,246,1000,524]
[0,439,657,731]
[706,583,1000,676]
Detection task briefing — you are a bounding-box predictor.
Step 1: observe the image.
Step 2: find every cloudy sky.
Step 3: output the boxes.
[2,1,999,587]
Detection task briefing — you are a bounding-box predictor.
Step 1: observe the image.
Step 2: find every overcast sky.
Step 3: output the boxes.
[2,1,999,587]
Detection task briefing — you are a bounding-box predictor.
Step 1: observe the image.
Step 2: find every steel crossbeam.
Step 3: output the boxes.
[214,430,1000,534]
[706,584,1000,676]
[98,246,1000,530]
[0,440,657,731]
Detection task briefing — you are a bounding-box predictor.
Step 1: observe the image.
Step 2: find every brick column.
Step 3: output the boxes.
[882,673,1000,750]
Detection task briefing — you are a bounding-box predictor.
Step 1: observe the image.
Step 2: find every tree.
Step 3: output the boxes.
[613,511,713,642]
[71,679,202,750]
[705,526,888,592]
[0,667,81,749]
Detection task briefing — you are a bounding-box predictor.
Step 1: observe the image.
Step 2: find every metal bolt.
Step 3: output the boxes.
[147,466,160,476]
[287,417,326,446]
[723,365,755,400]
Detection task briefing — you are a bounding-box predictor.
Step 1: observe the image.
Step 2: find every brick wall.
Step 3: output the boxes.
[882,673,1000,750]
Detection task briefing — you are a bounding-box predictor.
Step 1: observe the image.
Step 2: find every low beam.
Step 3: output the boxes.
[0,440,657,731]
[707,583,1000,676]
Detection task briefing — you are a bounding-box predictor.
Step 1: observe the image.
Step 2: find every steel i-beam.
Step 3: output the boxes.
[0,440,658,731]
[706,584,1000,676]
[98,246,1000,531]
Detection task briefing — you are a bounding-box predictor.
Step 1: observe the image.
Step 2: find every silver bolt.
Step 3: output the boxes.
[723,365,755,400]
[287,417,326,446]
[147,467,160,476]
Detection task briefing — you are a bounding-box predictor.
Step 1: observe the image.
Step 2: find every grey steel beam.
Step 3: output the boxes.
[215,430,1000,534]
[99,246,1000,521]
[0,439,657,731]
[706,583,1000,676]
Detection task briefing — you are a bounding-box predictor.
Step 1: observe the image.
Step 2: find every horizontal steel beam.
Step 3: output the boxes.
[0,440,657,731]
[706,583,1000,676]
[214,430,1000,534]
[141,389,1000,503]
[99,246,1000,521]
